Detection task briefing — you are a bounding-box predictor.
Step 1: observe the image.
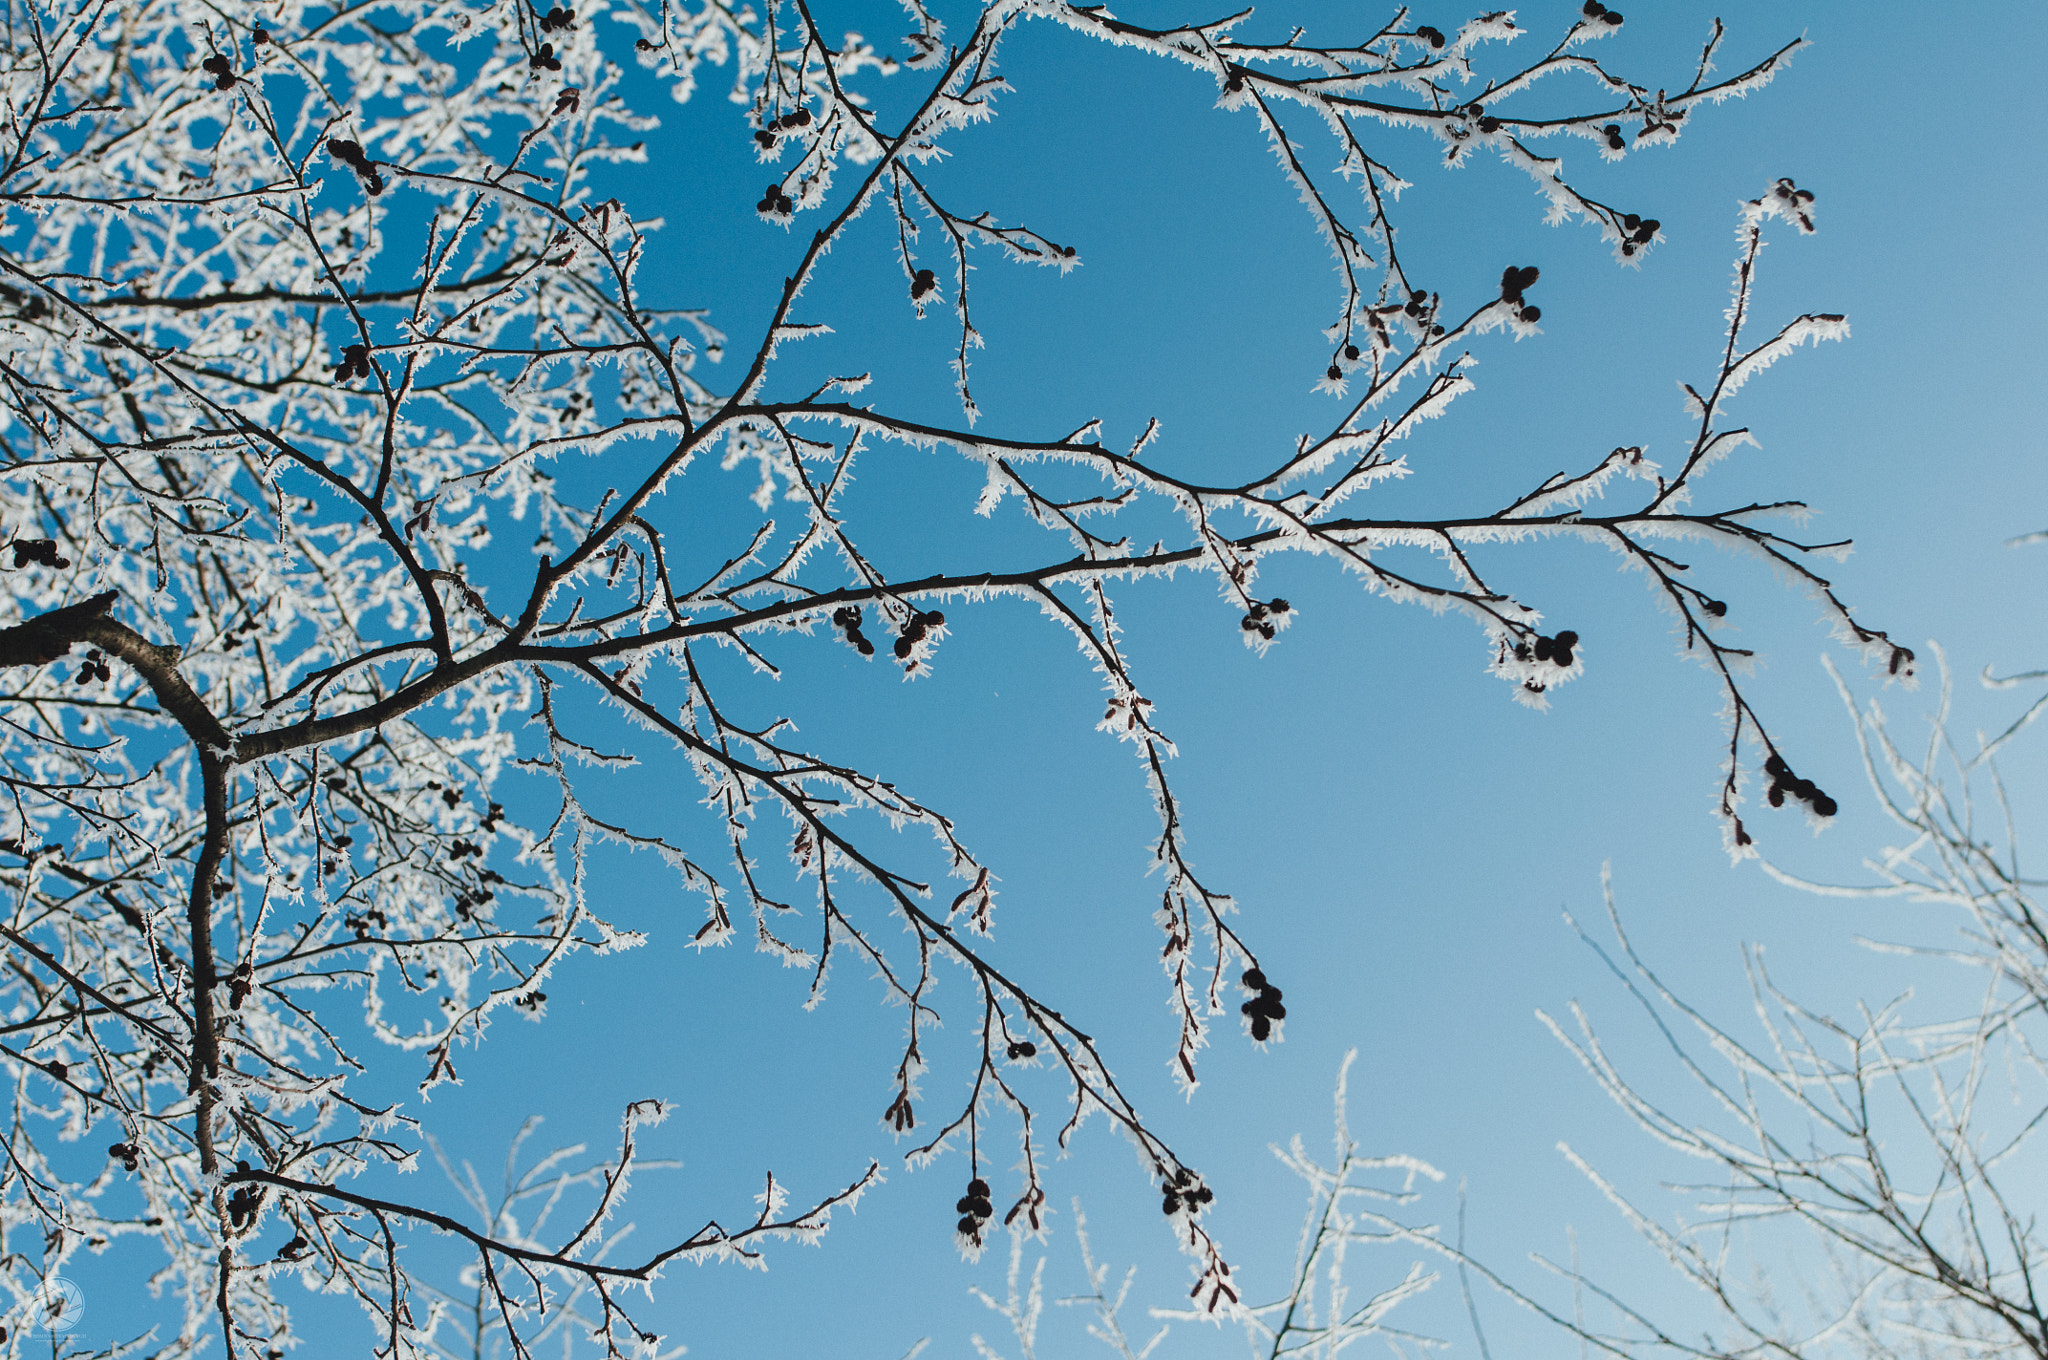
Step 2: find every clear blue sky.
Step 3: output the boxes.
[70,1,2048,1354]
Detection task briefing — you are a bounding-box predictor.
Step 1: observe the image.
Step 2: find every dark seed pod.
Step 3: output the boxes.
[1162,1193,1181,1215]
[1194,1186,1214,1203]
[1520,305,1541,323]
[1242,967,1266,990]
[1768,783,1787,808]
[1416,25,1445,48]
[1812,794,1838,818]
[958,1215,980,1236]
[1764,754,1788,778]
[1250,1014,1272,1041]
[968,1195,993,1217]
[1343,344,1360,360]
[968,1177,990,1198]
[1326,364,1343,381]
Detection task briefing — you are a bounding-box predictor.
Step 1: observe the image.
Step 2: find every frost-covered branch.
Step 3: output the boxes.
[1522,659,2048,1358]
[0,0,1899,1351]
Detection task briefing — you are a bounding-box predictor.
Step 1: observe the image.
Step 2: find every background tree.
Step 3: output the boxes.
[959,1051,1442,1360]
[0,0,1908,1352]
[1502,653,2048,1360]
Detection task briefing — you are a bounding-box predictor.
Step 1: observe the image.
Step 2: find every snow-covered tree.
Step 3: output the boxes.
[1525,657,2048,1360]
[0,0,1906,1351]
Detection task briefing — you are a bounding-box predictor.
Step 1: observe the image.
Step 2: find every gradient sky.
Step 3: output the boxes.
[60,1,2048,1355]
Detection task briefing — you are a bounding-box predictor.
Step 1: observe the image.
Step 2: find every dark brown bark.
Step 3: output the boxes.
[0,589,118,666]
[0,595,229,1129]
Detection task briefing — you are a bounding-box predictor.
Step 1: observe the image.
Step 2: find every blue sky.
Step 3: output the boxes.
[63,0,2048,1354]
[422,3,2048,1356]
